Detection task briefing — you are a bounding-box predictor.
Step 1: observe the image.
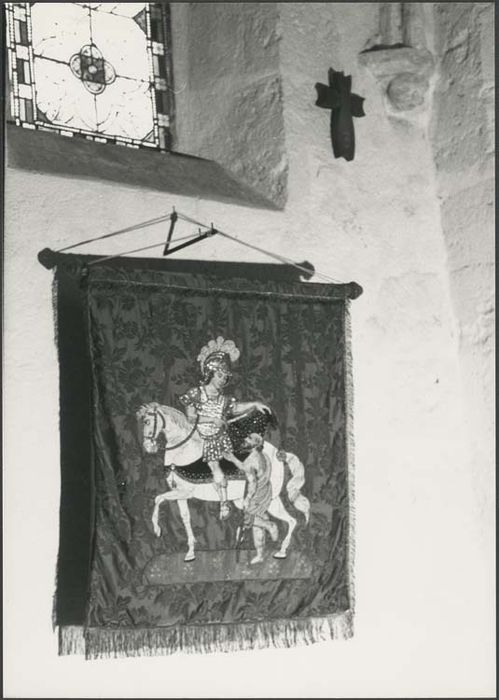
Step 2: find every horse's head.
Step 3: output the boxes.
[136,402,195,454]
[136,402,166,454]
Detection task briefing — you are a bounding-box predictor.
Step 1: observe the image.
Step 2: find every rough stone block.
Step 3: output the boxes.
[172,2,288,208]
[359,46,435,82]
[5,124,279,210]
[440,180,494,269]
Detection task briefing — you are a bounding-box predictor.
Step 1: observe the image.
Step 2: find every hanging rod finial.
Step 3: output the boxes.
[38,247,58,270]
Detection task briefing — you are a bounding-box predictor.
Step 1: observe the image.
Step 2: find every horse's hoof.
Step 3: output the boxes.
[250,556,264,565]
[153,527,161,537]
[184,554,196,562]
[273,551,287,559]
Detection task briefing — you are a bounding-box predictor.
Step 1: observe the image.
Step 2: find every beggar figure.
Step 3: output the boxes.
[232,433,279,563]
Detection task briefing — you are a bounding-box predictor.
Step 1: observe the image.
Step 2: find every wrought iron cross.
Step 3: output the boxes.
[315,68,366,161]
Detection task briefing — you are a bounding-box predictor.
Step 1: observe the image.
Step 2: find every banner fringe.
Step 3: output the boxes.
[344,301,356,628]
[58,611,353,659]
[51,270,59,348]
[51,270,60,633]
[59,625,86,656]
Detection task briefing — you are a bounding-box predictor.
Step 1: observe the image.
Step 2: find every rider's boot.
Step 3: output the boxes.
[211,468,230,520]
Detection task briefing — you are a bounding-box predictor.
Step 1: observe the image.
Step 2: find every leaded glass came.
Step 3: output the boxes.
[5,3,173,150]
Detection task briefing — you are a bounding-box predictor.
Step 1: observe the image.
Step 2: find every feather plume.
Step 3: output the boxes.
[197,337,240,367]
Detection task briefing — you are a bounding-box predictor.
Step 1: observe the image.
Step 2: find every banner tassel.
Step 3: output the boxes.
[58,612,353,659]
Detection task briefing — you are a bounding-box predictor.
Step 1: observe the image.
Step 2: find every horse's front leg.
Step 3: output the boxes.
[176,499,196,562]
[152,491,170,537]
[152,488,192,537]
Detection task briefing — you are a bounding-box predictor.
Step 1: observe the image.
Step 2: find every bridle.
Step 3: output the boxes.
[143,409,166,447]
[143,407,199,451]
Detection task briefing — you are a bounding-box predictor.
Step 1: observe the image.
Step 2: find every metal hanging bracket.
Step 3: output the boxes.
[162,225,219,258]
[162,208,178,255]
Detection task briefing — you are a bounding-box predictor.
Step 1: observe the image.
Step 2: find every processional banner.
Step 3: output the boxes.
[54,259,360,658]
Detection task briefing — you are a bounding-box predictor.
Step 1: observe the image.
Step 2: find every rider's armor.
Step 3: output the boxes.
[179,385,236,461]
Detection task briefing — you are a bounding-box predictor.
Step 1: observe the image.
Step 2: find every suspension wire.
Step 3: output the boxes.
[176,212,346,284]
[54,206,349,285]
[86,232,199,267]
[217,230,345,284]
[55,213,173,253]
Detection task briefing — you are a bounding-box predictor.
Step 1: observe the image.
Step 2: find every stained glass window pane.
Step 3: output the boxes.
[6,2,173,150]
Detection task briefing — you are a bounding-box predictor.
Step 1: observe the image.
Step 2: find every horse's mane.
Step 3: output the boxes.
[162,405,192,432]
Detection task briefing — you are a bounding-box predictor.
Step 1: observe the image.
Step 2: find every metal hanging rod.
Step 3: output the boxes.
[39,207,354,289]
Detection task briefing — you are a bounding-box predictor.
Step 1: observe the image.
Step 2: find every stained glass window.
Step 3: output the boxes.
[5,3,173,150]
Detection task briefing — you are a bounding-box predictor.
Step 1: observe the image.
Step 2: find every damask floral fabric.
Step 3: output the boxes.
[66,265,354,656]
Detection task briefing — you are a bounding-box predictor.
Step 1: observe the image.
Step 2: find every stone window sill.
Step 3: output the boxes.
[6,123,280,211]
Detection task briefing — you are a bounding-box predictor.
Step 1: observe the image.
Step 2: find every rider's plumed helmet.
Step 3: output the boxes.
[197,337,240,383]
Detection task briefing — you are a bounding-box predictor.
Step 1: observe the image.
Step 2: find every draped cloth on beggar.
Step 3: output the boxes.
[53,259,362,658]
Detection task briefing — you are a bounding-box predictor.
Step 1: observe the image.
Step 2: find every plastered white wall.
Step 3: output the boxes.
[429,2,495,560]
[3,3,495,697]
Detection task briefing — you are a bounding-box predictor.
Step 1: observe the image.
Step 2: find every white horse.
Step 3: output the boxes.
[137,402,310,562]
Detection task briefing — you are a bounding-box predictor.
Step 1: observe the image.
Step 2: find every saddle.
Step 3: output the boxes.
[167,408,276,485]
[171,457,246,484]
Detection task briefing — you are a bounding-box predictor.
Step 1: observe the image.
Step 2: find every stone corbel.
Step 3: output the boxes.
[359,3,435,113]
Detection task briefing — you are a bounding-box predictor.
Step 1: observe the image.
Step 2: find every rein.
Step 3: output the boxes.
[145,407,199,451]
[151,408,166,437]
[163,416,199,451]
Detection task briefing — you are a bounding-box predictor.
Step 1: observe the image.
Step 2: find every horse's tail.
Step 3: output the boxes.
[282,451,310,524]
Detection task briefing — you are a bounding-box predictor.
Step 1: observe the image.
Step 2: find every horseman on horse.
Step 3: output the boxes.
[137,337,310,563]
[179,337,272,520]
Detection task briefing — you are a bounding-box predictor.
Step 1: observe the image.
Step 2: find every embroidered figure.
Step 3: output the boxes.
[140,401,311,562]
[179,337,271,520]
[232,433,279,564]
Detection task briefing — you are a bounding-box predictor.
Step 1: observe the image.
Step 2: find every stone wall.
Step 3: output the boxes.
[172,2,288,207]
[430,2,495,553]
[4,3,494,697]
